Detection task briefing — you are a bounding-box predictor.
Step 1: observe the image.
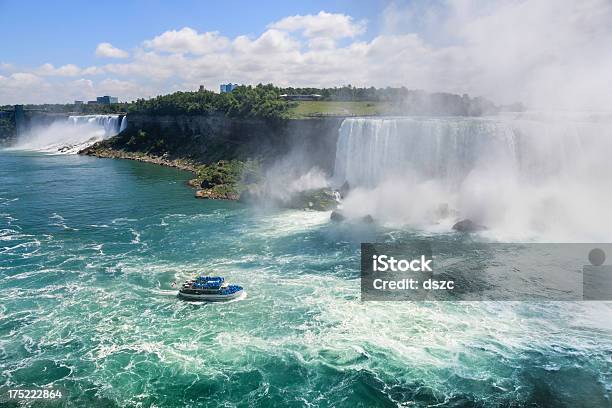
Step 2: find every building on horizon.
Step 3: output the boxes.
[220,83,238,93]
[74,100,84,106]
[96,96,119,104]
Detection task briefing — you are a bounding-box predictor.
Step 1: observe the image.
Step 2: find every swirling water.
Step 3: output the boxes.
[0,151,611,407]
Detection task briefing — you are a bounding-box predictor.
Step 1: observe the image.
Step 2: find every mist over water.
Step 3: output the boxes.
[333,115,612,241]
[11,115,125,155]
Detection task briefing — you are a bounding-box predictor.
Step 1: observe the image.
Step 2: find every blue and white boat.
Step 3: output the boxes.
[178,276,243,301]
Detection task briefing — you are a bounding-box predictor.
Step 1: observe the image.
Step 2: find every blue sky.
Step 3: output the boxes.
[0,0,383,67]
[0,1,610,108]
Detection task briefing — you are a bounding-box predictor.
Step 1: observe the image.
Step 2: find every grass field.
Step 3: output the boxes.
[288,100,388,117]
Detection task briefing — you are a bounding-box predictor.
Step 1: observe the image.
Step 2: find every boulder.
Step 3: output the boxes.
[361,214,375,224]
[200,179,214,189]
[452,219,486,232]
[339,181,351,199]
[195,189,213,199]
[330,210,346,222]
[287,188,338,211]
[195,189,238,200]
[187,178,200,188]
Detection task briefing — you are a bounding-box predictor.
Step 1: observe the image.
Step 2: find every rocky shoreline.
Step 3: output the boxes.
[80,145,199,172]
[80,143,341,210]
[79,144,234,200]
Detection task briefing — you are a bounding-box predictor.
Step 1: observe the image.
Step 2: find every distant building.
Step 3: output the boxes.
[96,95,119,104]
[220,83,238,93]
[279,94,322,101]
[87,101,98,105]
[74,100,84,106]
[199,85,205,92]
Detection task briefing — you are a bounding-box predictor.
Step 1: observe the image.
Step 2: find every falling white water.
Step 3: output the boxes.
[119,116,128,133]
[10,114,126,155]
[333,115,612,241]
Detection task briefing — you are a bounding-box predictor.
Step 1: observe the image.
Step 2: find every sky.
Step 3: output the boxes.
[1,0,611,109]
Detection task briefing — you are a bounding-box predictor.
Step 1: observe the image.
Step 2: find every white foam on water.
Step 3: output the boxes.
[242,209,332,238]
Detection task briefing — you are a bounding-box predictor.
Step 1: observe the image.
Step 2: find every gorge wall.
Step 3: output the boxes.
[102,114,344,173]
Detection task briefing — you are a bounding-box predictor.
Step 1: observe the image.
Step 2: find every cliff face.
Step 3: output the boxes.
[111,114,344,173]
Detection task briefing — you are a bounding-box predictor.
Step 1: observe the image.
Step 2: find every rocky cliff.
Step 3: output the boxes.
[91,114,343,173]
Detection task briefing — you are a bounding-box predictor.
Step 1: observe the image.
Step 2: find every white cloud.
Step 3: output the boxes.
[270,11,366,39]
[143,27,230,54]
[97,78,155,100]
[0,73,51,104]
[9,72,43,85]
[81,66,104,76]
[36,63,82,76]
[233,29,300,55]
[95,42,129,59]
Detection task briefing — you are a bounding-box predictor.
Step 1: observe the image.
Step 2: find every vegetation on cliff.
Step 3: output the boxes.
[126,85,498,118]
[1,84,291,119]
[128,84,291,119]
[192,160,261,199]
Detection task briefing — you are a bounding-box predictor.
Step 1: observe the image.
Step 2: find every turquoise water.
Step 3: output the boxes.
[1,152,611,407]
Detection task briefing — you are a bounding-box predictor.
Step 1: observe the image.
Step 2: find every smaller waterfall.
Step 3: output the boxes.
[119,116,128,133]
[11,114,125,154]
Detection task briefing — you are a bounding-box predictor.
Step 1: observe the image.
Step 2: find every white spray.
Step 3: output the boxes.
[333,114,612,241]
[11,114,126,155]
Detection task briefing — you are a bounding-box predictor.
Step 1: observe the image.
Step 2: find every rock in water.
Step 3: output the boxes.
[287,188,338,211]
[452,219,486,232]
[187,178,200,188]
[339,181,351,199]
[330,210,346,222]
[362,214,375,224]
[195,189,238,200]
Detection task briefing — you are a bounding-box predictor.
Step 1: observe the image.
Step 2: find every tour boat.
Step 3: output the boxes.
[178,276,243,301]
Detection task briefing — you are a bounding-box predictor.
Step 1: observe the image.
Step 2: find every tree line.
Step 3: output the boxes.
[1,84,505,119]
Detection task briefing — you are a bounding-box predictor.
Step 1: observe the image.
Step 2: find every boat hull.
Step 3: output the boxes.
[178,289,243,301]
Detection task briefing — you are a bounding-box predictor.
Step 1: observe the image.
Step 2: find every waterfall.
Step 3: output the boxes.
[333,117,592,188]
[10,114,124,155]
[67,115,123,138]
[119,116,128,133]
[333,115,612,240]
